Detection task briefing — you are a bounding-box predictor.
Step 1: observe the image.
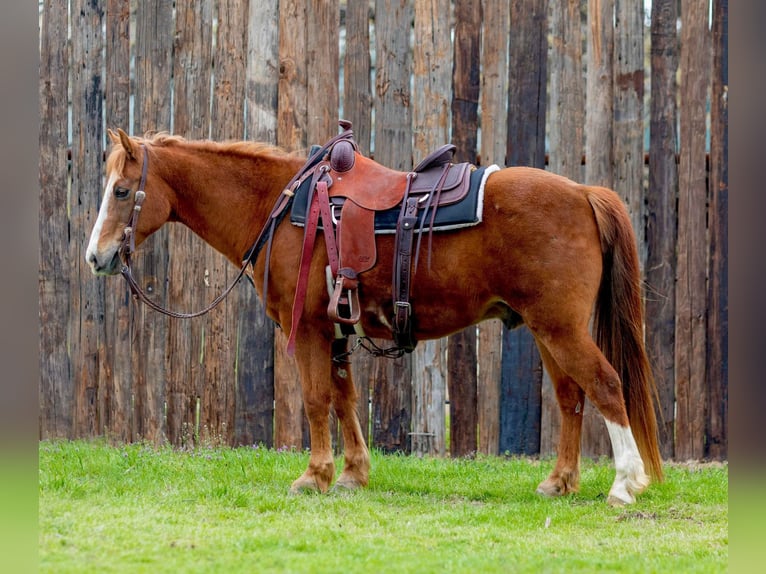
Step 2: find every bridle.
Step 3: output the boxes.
[117,144,258,319]
[116,127,354,319]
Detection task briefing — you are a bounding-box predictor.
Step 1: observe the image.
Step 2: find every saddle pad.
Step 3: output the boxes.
[290,164,499,234]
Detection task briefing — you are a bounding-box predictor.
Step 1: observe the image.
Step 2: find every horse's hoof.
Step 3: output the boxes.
[331,476,363,494]
[607,494,632,507]
[536,476,577,498]
[536,482,562,498]
[289,477,321,495]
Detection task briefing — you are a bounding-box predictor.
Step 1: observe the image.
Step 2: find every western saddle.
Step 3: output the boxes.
[284,121,474,356]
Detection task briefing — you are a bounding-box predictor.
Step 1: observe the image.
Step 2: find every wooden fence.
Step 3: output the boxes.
[39,0,728,461]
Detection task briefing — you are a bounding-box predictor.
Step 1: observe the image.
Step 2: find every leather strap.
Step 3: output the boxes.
[316,180,339,275]
[391,175,419,351]
[286,174,325,355]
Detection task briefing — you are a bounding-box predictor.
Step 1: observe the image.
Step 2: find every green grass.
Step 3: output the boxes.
[39,440,727,573]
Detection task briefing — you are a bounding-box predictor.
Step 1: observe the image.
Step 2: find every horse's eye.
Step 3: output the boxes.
[114,186,131,200]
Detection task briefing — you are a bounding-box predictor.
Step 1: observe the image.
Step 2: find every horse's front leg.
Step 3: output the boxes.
[289,332,336,494]
[330,339,370,491]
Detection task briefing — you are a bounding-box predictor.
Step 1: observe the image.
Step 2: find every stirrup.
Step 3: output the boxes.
[328,269,361,325]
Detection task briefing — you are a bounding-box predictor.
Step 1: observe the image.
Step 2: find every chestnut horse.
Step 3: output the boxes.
[86,128,662,505]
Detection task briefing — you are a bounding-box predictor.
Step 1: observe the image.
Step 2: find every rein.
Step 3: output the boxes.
[117,127,355,320]
[118,144,270,319]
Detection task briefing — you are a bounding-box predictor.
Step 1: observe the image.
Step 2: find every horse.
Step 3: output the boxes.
[85,127,663,506]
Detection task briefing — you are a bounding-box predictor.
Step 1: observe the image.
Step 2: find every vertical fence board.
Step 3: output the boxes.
[278,0,308,152]
[646,0,678,459]
[477,0,509,456]
[614,0,646,265]
[411,0,451,457]
[448,0,482,457]
[275,1,309,450]
[103,0,133,443]
[500,0,547,456]
[247,0,279,143]
[132,0,174,443]
[307,0,341,450]
[372,355,412,453]
[204,0,251,446]
[581,0,614,458]
[239,0,280,447]
[706,0,728,461]
[343,0,372,155]
[675,0,710,460]
[70,0,105,439]
[168,0,215,447]
[585,0,614,188]
[39,0,72,439]
[544,0,585,456]
[374,0,413,170]
[371,0,414,453]
[344,0,373,444]
[307,0,340,144]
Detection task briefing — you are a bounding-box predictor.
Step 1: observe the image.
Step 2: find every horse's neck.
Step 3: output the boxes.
[161,144,303,265]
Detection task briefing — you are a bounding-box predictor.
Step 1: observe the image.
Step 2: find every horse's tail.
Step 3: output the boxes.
[586,187,663,482]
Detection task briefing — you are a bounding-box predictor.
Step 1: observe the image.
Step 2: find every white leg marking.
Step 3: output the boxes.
[604,419,650,505]
[85,173,117,270]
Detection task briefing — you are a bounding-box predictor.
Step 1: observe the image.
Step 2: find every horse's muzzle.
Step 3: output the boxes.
[86,249,121,276]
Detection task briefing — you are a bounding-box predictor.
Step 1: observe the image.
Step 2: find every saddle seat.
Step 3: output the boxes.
[286,121,477,356]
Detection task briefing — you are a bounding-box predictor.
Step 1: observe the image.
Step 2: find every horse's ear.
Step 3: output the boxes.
[117,128,136,160]
[107,129,120,145]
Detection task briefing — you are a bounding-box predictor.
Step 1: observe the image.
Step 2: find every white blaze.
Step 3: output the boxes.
[85,172,117,269]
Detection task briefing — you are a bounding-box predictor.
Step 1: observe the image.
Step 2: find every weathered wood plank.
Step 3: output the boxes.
[582,0,614,458]
[585,0,614,188]
[343,0,372,155]
[344,0,373,447]
[204,0,251,446]
[132,0,174,443]
[373,0,413,170]
[371,0,414,453]
[542,0,585,456]
[307,0,340,144]
[646,0,678,459]
[39,0,72,439]
[240,0,280,447]
[411,0,451,457]
[372,353,413,453]
[477,0,509,456]
[103,0,133,443]
[278,0,308,152]
[70,0,106,439]
[275,0,309,449]
[448,0,482,457]
[167,0,214,447]
[675,0,710,461]
[247,0,279,144]
[499,329,543,455]
[706,0,728,461]
[501,0,546,455]
[614,0,646,266]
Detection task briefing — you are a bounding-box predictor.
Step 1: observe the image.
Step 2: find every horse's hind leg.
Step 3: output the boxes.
[534,340,584,497]
[534,329,649,505]
[329,340,370,490]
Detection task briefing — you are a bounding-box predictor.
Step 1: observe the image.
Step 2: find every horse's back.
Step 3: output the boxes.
[352,165,609,340]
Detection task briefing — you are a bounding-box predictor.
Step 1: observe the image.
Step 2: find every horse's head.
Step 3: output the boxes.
[85,129,172,275]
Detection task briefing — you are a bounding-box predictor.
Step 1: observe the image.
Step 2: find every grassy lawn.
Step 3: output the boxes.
[39,440,727,573]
